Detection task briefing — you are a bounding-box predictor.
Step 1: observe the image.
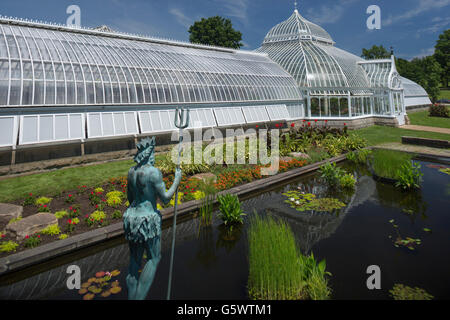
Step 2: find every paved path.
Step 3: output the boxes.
[400,125,450,135]
[374,142,450,158]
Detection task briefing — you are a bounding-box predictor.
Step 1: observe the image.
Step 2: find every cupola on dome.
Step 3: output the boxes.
[263,9,334,45]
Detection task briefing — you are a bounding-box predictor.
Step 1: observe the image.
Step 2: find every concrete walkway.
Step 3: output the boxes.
[374,142,450,158]
[400,124,450,135]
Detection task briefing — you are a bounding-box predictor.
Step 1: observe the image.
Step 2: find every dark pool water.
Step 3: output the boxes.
[0,160,449,300]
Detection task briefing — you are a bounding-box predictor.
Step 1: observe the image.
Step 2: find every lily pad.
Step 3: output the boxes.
[110,286,122,294]
[83,293,95,300]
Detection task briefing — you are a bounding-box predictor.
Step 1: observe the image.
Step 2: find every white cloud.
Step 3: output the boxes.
[213,0,250,23]
[418,16,450,34]
[305,0,358,25]
[384,0,450,26]
[169,8,193,28]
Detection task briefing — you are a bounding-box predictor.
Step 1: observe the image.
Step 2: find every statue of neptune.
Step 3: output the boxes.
[123,137,182,300]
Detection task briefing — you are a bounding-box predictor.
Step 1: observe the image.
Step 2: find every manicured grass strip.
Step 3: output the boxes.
[439,89,450,100]
[0,159,135,203]
[408,109,450,129]
[370,149,413,180]
[351,125,450,146]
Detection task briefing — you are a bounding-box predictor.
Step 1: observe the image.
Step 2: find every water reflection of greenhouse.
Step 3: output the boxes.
[0,8,430,163]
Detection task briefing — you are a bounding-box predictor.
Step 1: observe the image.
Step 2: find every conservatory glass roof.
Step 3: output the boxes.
[0,18,302,107]
[258,10,372,95]
[263,10,334,45]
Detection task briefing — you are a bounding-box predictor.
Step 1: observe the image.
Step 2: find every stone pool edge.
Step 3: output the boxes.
[0,155,347,276]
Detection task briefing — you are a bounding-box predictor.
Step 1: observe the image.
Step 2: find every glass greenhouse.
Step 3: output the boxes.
[256,9,422,121]
[0,9,431,150]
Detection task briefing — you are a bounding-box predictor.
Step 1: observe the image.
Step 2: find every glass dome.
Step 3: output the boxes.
[263,10,334,45]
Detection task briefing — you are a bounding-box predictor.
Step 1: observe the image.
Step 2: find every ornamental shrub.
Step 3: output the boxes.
[429,104,449,118]
[40,224,61,236]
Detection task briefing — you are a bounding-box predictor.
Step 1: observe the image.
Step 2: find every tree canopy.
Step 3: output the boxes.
[188,16,243,49]
[361,45,392,59]
[434,29,450,88]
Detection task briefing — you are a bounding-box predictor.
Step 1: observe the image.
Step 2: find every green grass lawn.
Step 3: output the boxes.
[350,125,450,146]
[0,159,135,203]
[439,89,450,100]
[408,108,450,129]
[1,125,449,203]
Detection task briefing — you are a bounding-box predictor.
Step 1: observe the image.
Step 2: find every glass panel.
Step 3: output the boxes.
[102,113,114,136]
[88,113,102,137]
[125,112,138,134]
[0,117,15,146]
[70,114,83,139]
[113,113,126,135]
[39,115,53,141]
[22,116,38,143]
[55,115,69,140]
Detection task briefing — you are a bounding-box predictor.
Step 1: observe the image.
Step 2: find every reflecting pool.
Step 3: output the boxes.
[0,159,449,300]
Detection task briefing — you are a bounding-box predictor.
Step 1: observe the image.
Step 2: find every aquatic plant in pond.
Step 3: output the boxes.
[318,162,356,190]
[389,284,433,300]
[283,191,346,213]
[346,149,372,164]
[197,178,217,226]
[389,219,421,250]
[78,270,122,300]
[248,214,331,300]
[369,149,413,180]
[395,162,423,190]
[217,194,245,226]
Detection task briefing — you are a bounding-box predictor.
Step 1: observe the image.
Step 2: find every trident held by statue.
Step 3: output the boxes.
[167,107,190,300]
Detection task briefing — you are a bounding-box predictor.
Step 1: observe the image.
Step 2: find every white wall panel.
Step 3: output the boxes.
[0,116,18,147]
[19,113,85,144]
[242,106,270,123]
[266,104,291,121]
[214,107,245,126]
[87,112,138,138]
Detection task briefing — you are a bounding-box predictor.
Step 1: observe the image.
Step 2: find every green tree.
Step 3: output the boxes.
[434,29,450,87]
[405,57,442,102]
[361,45,391,59]
[188,16,243,49]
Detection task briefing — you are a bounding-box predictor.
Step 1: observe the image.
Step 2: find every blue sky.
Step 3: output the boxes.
[1,0,449,60]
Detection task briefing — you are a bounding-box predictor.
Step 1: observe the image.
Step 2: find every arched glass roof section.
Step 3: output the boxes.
[257,10,372,95]
[263,10,334,45]
[0,18,302,107]
[400,76,428,97]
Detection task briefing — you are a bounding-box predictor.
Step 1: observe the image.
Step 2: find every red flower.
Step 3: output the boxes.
[29,193,33,196]
[91,192,94,195]
[344,123,347,126]
[43,205,47,208]
[314,119,318,123]
[68,219,72,224]
[25,235,29,239]
[68,194,72,197]
[325,120,328,123]
[85,214,89,218]
[291,123,295,128]
[95,205,99,209]
[256,125,259,128]
[1,234,5,238]
[37,235,40,238]
[303,119,306,122]
[307,122,311,126]
[275,124,279,128]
